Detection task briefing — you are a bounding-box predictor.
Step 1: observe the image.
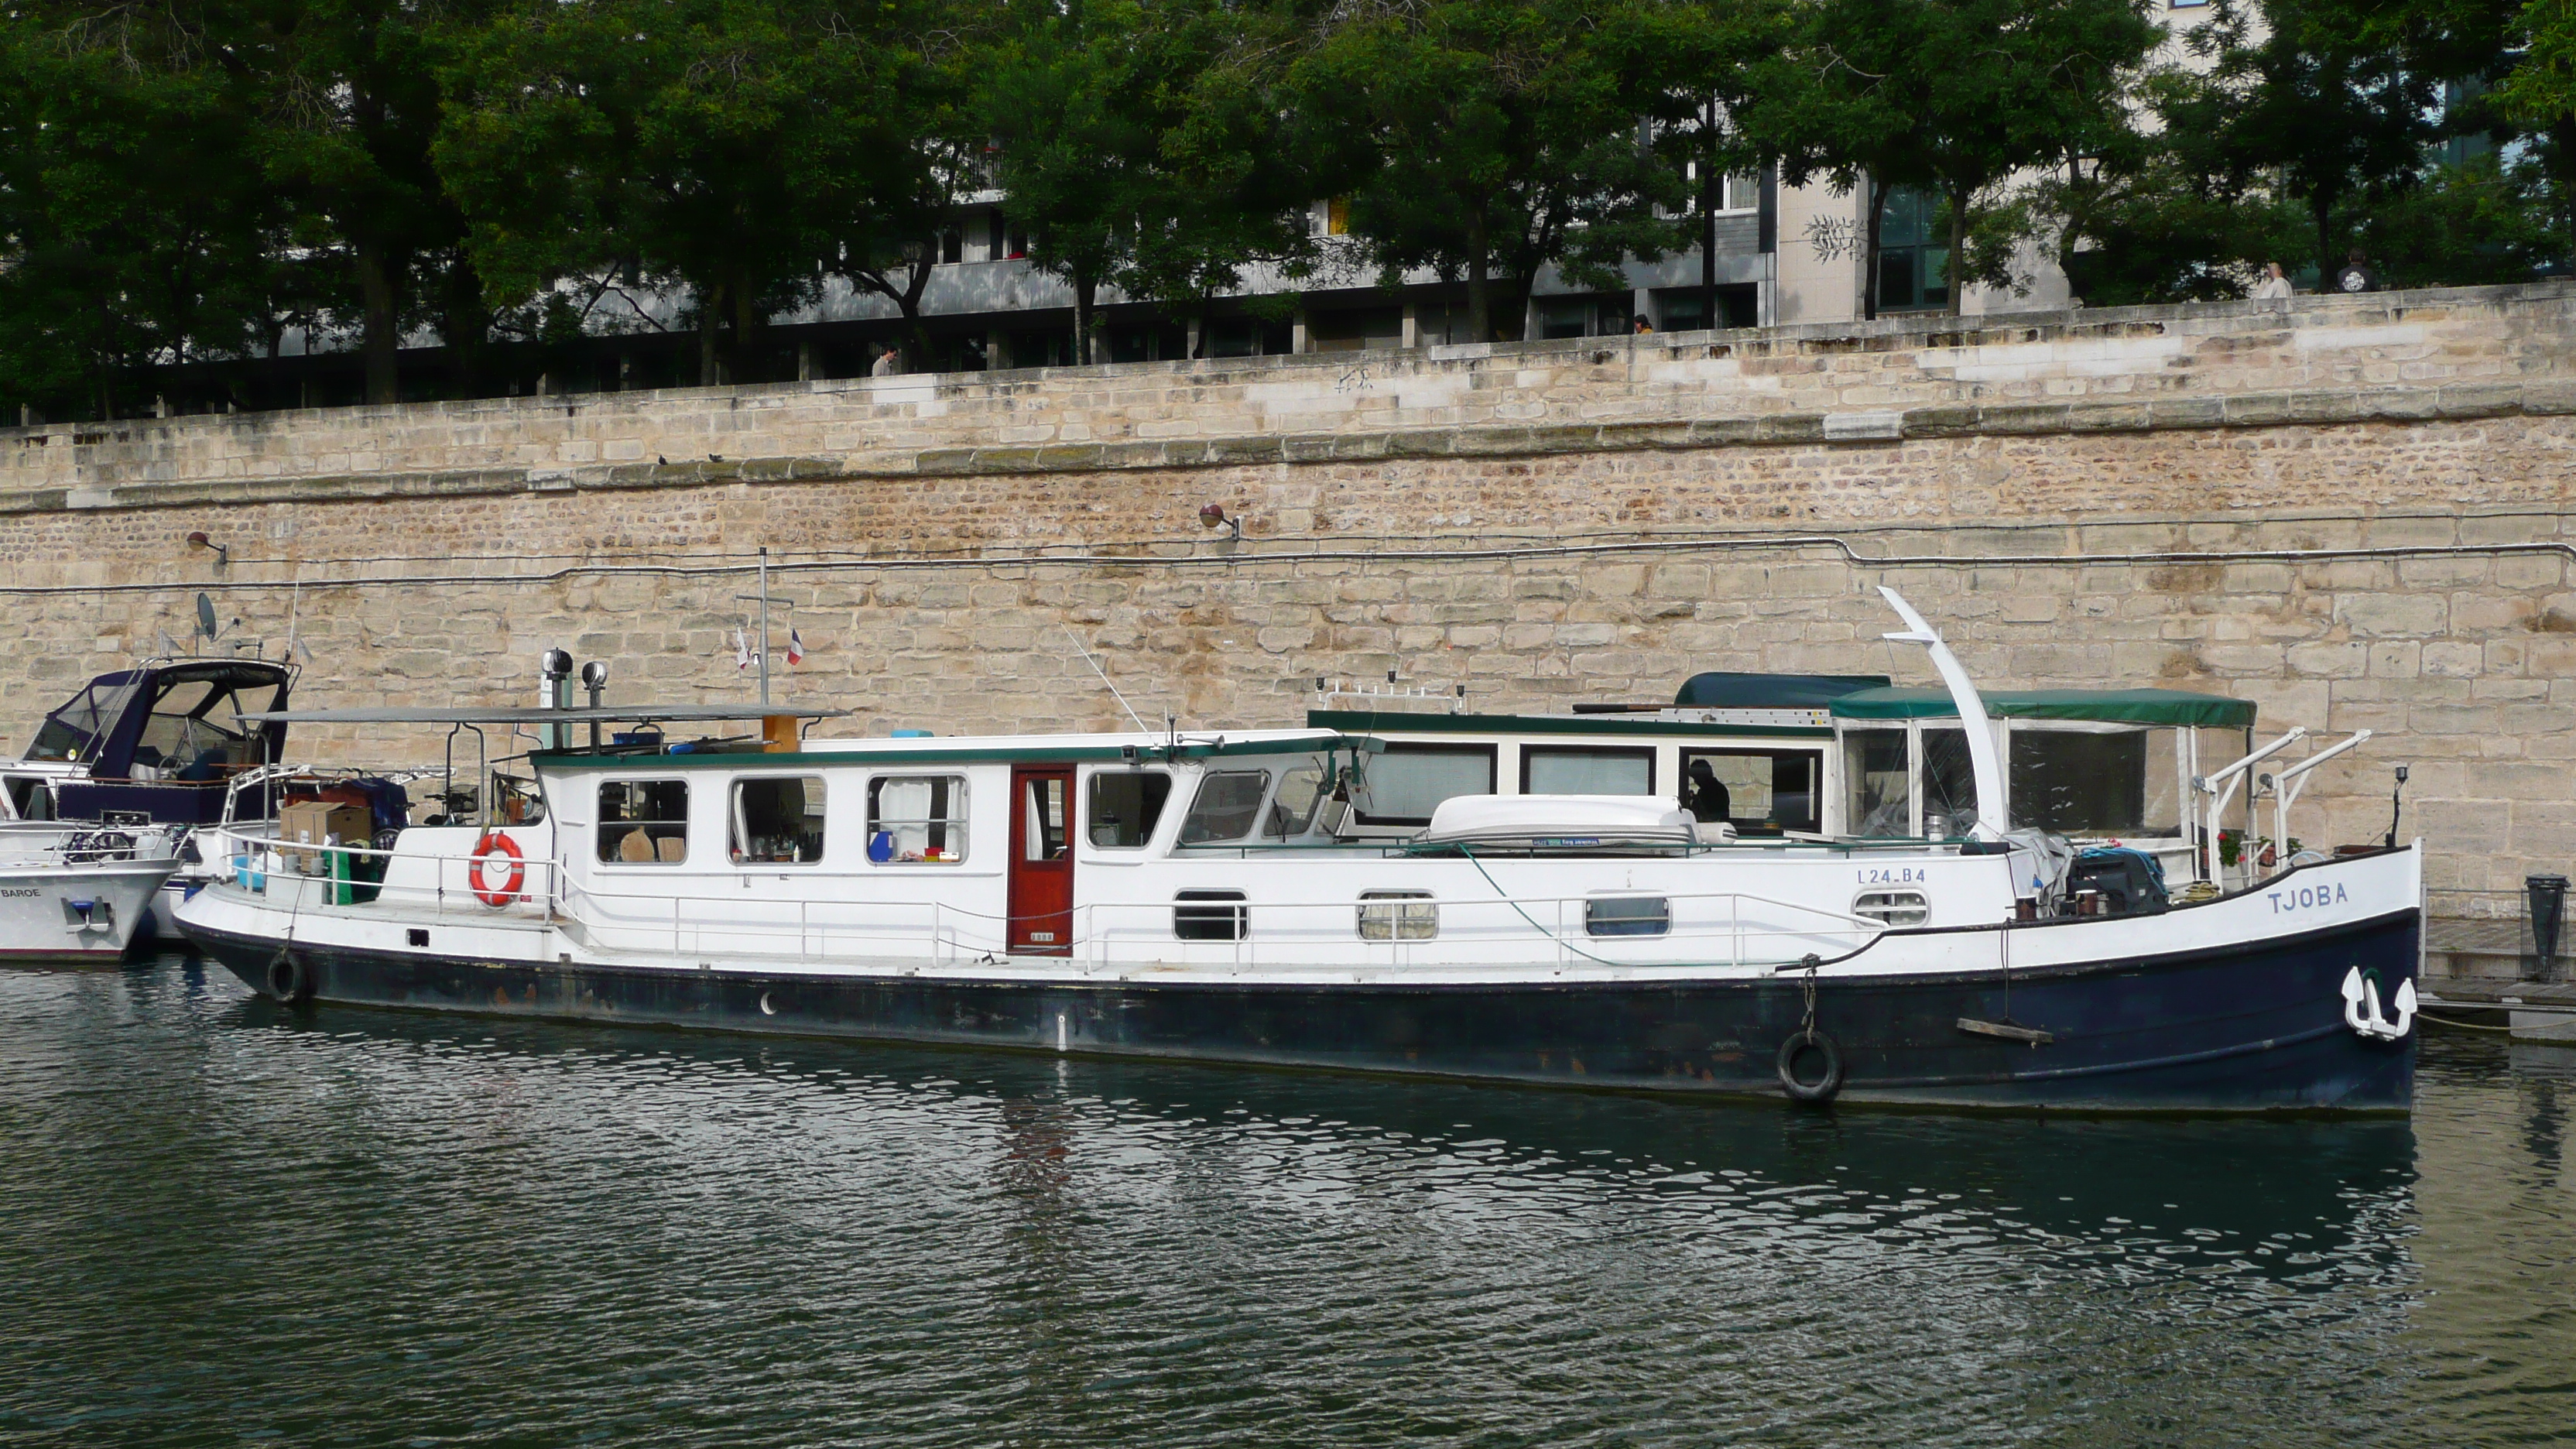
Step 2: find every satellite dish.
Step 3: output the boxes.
[194,593,219,642]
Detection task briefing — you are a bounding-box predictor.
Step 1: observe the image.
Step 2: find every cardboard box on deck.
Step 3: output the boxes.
[279,800,371,873]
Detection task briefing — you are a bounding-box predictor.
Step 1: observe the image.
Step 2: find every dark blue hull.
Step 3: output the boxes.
[187,910,2419,1112]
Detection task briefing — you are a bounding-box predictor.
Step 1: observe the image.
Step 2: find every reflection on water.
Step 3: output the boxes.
[0,954,2567,1447]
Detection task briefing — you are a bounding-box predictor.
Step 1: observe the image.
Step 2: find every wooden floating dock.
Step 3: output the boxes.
[2417,978,2576,1043]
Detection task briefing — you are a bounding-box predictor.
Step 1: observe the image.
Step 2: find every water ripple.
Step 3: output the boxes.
[0,955,2566,1447]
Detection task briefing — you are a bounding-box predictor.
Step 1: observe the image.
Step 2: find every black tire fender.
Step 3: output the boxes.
[1776,1029,1845,1104]
[265,949,313,1004]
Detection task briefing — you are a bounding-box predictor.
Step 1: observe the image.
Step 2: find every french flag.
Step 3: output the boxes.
[786,627,804,666]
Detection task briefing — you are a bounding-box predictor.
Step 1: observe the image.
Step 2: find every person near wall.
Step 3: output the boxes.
[2251,262,2293,300]
[1632,317,1653,335]
[870,344,897,377]
[2333,248,2379,294]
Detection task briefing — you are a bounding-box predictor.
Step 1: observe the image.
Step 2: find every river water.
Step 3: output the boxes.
[2,953,2569,1447]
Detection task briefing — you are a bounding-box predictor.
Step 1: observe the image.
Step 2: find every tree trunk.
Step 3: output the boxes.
[697,279,723,386]
[732,267,762,382]
[356,240,399,405]
[2312,194,2337,282]
[440,257,488,398]
[1862,176,1886,323]
[1074,271,1098,366]
[1945,183,1969,317]
[1465,210,1491,343]
[1700,96,1720,330]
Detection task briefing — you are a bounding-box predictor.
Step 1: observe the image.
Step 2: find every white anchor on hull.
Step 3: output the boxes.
[2340,966,2416,1041]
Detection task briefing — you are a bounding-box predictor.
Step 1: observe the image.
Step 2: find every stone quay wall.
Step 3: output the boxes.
[8,281,2576,948]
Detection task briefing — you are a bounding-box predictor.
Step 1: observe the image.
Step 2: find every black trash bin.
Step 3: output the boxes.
[2524,875,2570,982]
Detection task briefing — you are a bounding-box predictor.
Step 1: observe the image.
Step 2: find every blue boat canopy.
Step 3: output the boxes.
[1828,687,2257,730]
[1673,672,1891,709]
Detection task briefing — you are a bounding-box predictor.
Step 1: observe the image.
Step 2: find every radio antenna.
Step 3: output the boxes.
[1062,625,1152,734]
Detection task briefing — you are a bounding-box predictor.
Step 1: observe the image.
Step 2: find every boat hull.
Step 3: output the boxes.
[0,858,177,961]
[186,909,2420,1112]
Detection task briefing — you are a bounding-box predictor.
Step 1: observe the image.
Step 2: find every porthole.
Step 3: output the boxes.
[1854,889,1929,927]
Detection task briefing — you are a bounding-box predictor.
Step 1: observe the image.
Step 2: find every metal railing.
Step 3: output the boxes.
[200,823,1890,971]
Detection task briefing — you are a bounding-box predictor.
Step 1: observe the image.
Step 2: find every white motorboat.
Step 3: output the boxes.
[0,822,183,961]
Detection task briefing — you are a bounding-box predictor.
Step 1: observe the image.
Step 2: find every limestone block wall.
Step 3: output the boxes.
[5,283,2576,937]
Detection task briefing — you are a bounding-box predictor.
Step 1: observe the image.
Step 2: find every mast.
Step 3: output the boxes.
[1876,587,2006,841]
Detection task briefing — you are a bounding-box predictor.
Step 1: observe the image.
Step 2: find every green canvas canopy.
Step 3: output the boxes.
[1828,687,2256,730]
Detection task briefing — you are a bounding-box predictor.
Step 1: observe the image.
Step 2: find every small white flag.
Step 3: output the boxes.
[786,627,804,666]
[734,629,753,671]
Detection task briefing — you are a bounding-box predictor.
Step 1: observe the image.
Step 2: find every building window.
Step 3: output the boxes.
[1355,743,1495,827]
[1523,745,1654,796]
[1178,770,1272,844]
[867,776,967,863]
[1876,187,1950,312]
[1327,197,1351,235]
[1358,890,1437,940]
[599,779,689,864]
[731,776,827,865]
[1088,771,1172,848]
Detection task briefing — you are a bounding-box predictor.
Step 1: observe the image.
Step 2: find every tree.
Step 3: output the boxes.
[0,2,280,418]
[437,0,914,385]
[1738,0,2158,319]
[1290,0,1692,344]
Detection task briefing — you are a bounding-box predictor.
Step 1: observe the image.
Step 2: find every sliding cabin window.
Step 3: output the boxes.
[867,776,968,863]
[1842,728,1911,838]
[599,780,690,864]
[1178,770,1272,844]
[1087,770,1172,848]
[731,776,827,865]
[2008,725,2174,835]
[1354,743,1495,827]
[1175,889,1249,940]
[1680,749,1823,834]
[1522,745,1654,796]
[1358,890,1437,940]
[1585,896,1671,937]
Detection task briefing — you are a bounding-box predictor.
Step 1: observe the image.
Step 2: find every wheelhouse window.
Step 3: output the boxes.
[1358,890,1437,940]
[1523,745,1654,796]
[1354,743,1494,827]
[1088,770,1172,848]
[1680,749,1821,834]
[1843,729,1911,838]
[132,673,272,780]
[1922,728,1978,838]
[1178,770,1271,844]
[731,776,826,865]
[2009,726,2174,835]
[599,780,690,864]
[868,776,967,863]
[1265,762,1329,838]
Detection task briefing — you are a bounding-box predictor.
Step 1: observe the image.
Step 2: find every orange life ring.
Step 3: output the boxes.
[471,833,526,908]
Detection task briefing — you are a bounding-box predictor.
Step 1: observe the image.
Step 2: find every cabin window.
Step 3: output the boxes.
[27,678,141,762]
[1843,729,1911,838]
[1854,889,1929,927]
[132,676,262,780]
[868,776,968,863]
[1021,774,1069,861]
[1584,896,1671,937]
[1358,890,1437,940]
[1680,749,1821,834]
[1523,745,1654,796]
[1175,889,1248,940]
[1178,770,1272,844]
[2009,727,2163,834]
[1354,743,1494,827]
[1087,771,1172,848]
[599,779,690,864]
[1266,762,1329,838]
[731,776,827,865]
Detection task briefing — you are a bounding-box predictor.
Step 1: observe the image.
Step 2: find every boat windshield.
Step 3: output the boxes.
[1179,770,1271,844]
[26,679,142,762]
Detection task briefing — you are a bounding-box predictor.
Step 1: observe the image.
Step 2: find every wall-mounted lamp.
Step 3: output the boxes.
[1197,502,1242,542]
[184,531,228,566]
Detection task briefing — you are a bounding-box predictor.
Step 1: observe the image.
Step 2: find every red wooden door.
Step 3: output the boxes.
[1008,766,1075,954]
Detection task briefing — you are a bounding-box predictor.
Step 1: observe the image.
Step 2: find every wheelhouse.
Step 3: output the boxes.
[7,660,292,824]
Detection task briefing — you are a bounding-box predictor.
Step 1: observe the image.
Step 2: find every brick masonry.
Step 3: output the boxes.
[7,283,2576,939]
